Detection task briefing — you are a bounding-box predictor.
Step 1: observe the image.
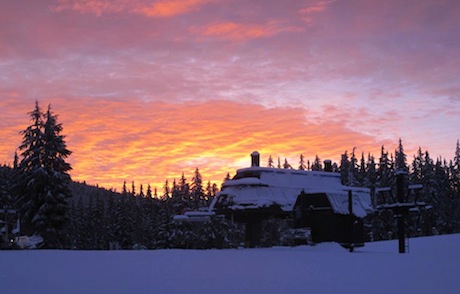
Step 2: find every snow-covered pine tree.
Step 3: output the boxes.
[14,102,72,248]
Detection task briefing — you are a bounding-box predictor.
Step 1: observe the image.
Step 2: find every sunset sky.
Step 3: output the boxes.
[1,0,459,192]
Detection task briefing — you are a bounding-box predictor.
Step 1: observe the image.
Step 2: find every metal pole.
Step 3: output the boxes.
[348,190,354,252]
[396,170,405,253]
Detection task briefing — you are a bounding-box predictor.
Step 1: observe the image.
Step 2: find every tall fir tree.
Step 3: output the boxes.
[14,102,72,248]
[395,138,408,172]
[190,168,204,209]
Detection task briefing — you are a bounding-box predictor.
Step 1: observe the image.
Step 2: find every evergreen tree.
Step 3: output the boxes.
[146,184,152,198]
[0,165,13,210]
[267,155,274,168]
[206,181,213,202]
[131,181,136,196]
[348,148,358,186]
[311,155,322,171]
[283,158,292,169]
[122,181,128,196]
[190,168,204,209]
[365,154,377,205]
[179,173,189,201]
[163,179,170,199]
[376,145,394,190]
[14,102,72,248]
[139,184,145,198]
[87,194,106,249]
[212,183,219,198]
[410,147,424,184]
[357,152,367,186]
[299,154,306,170]
[340,151,350,185]
[452,140,460,195]
[395,138,408,172]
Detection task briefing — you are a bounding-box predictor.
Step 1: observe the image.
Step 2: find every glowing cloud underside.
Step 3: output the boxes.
[0,98,389,191]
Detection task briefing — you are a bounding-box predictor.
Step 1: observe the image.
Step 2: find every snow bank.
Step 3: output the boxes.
[1,234,459,294]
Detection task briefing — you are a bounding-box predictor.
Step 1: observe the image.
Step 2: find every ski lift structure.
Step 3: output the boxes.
[376,170,428,253]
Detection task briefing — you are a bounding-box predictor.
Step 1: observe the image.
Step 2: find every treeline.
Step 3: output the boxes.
[66,175,243,250]
[261,139,460,241]
[1,101,460,249]
[339,139,460,240]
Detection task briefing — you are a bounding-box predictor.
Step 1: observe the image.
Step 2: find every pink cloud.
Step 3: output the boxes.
[52,0,215,17]
[136,0,215,17]
[190,20,303,41]
[299,0,335,23]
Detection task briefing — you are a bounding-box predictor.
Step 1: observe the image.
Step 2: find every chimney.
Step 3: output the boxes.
[251,151,260,167]
[324,159,332,172]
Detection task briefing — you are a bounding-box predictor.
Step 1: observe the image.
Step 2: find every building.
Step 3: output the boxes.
[210,152,373,247]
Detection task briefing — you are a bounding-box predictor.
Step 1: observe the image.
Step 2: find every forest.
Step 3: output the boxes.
[1,102,460,249]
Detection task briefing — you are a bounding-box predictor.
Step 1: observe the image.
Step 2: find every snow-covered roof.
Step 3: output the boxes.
[212,166,372,217]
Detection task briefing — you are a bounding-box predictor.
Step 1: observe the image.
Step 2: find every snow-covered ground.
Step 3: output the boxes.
[2,234,459,294]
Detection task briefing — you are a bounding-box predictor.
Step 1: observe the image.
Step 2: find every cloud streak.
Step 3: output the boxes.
[190,21,303,41]
[53,0,216,17]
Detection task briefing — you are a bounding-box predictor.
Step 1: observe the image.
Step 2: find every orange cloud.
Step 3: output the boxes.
[191,21,303,41]
[1,98,390,192]
[52,0,214,17]
[136,0,214,17]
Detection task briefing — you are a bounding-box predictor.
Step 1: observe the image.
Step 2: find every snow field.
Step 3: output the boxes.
[1,234,459,294]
